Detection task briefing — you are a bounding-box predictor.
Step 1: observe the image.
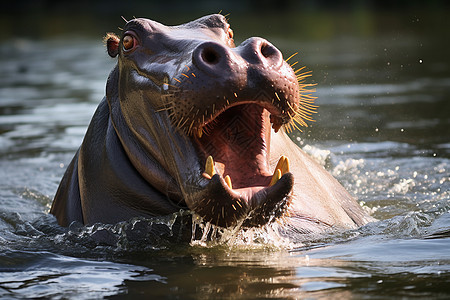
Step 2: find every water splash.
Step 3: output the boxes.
[189,214,308,250]
[302,144,331,167]
[56,210,193,253]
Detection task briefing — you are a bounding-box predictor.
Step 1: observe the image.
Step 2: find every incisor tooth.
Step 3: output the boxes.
[269,169,282,186]
[205,155,215,177]
[224,175,232,189]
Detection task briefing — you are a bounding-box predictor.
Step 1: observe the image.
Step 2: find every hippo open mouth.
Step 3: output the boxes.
[192,103,295,227]
[162,34,316,227]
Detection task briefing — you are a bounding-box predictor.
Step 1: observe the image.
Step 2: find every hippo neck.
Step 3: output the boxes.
[106,66,204,203]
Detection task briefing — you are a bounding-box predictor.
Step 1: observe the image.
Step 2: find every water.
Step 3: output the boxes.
[1,12,449,299]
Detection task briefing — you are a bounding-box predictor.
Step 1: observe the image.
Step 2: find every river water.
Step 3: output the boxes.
[0,12,449,299]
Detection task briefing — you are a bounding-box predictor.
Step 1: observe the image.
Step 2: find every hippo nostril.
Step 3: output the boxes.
[260,42,277,59]
[238,38,283,68]
[201,47,220,65]
[193,42,233,74]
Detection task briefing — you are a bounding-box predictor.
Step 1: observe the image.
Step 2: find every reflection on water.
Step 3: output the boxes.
[0,250,161,299]
[0,11,449,299]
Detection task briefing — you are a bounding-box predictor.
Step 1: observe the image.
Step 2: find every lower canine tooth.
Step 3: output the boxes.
[275,155,290,175]
[205,155,215,177]
[275,156,286,172]
[269,169,282,186]
[281,156,290,175]
[197,127,203,138]
[224,175,232,189]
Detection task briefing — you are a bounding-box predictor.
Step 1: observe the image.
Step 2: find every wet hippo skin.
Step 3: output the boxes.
[50,14,374,235]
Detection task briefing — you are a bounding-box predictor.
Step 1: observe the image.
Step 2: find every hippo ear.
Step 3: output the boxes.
[104,33,120,58]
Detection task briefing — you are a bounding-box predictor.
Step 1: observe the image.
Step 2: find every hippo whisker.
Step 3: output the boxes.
[155,106,170,112]
[176,117,187,128]
[285,52,298,63]
[297,74,313,82]
[188,120,196,136]
[274,92,281,101]
[290,61,299,68]
[294,66,307,74]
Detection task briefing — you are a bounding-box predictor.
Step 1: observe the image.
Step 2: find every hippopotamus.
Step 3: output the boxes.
[50,14,373,237]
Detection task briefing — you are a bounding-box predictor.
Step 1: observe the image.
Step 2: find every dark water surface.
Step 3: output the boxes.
[0,12,449,299]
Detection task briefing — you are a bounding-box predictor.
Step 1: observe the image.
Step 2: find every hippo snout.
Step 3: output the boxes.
[192,37,283,76]
[192,41,236,76]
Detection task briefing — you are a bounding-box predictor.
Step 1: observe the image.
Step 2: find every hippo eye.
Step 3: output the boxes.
[122,34,137,51]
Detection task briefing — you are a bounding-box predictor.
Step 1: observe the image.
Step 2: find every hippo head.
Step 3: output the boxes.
[104,14,316,228]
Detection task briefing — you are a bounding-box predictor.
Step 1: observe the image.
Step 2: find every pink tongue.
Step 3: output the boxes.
[198,104,272,189]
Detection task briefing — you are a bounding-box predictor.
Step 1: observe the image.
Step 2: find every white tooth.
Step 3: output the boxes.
[205,155,215,177]
[224,175,232,189]
[269,169,282,186]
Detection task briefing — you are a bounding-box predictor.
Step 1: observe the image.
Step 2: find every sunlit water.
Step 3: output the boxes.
[1,17,449,299]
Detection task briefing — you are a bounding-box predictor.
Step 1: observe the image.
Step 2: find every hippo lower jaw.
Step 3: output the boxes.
[187,103,296,228]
